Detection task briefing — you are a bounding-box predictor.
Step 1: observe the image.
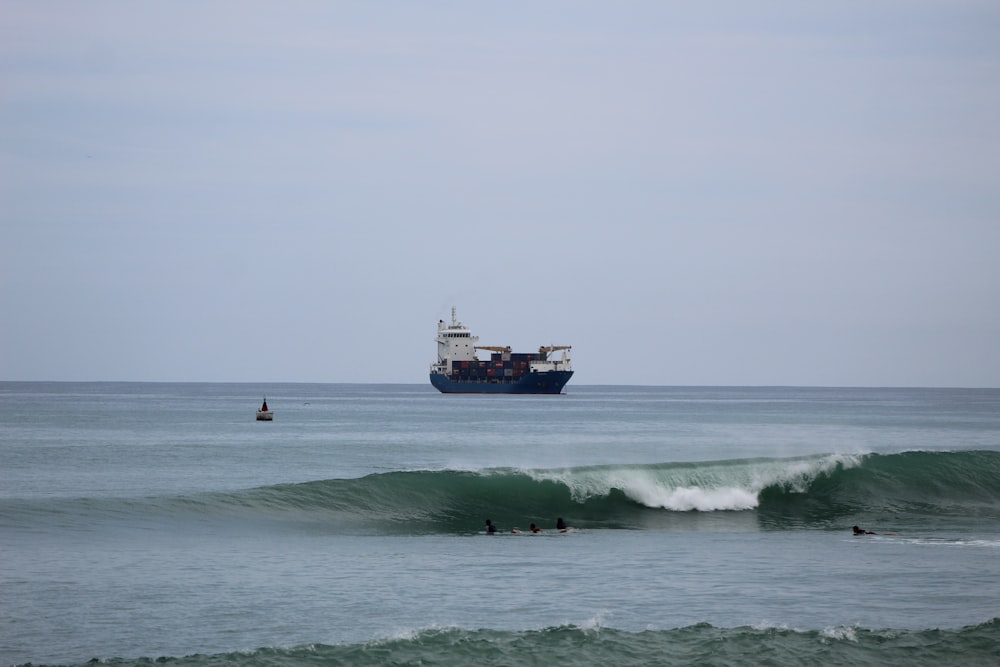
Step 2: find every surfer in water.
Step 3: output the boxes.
[485,519,497,534]
[853,525,876,535]
[556,517,572,532]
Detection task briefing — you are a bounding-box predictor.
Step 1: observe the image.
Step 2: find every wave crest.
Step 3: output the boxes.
[8,450,1000,534]
[528,454,865,512]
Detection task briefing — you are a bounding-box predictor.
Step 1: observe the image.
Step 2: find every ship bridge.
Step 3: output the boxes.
[432,307,479,373]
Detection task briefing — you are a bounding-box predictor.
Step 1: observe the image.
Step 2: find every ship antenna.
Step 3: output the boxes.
[451,306,457,327]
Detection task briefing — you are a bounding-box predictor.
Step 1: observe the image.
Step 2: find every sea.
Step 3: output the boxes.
[2,382,999,666]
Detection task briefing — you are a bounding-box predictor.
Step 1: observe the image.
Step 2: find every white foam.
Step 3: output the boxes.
[904,537,1000,548]
[750,620,795,632]
[367,624,468,647]
[577,611,611,631]
[529,453,869,512]
[820,625,859,642]
[629,484,759,511]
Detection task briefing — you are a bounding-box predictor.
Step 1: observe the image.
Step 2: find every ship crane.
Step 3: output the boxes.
[538,345,572,357]
[475,346,512,353]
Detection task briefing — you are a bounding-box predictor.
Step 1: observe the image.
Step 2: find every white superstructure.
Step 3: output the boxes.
[431,307,479,375]
[530,346,573,373]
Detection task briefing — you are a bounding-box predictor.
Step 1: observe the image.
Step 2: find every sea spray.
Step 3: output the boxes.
[526,454,866,511]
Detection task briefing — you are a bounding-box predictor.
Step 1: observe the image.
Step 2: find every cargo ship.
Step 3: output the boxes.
[430,308,573,394]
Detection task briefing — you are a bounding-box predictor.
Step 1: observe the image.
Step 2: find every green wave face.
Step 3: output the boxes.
[9,451,998,535]
[198,450,1000,533]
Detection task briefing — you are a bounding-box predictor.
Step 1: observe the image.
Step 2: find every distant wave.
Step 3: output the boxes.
[5,451,1000,534]
[21,618,1000,667]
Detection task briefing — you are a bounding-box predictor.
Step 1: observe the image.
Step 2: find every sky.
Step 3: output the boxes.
[2,1,999,387]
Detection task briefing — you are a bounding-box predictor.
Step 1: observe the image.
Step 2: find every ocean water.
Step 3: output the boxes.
[1,382,999,666]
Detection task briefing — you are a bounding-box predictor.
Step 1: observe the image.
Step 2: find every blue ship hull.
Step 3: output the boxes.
[430,371,573,394]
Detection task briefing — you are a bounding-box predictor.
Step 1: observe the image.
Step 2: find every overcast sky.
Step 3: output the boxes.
[2,2,998,387]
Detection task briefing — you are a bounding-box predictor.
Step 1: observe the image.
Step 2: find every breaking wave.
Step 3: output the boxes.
[6,451,1000,534]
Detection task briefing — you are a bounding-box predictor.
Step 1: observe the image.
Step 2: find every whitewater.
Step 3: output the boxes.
[2,383,999,666]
